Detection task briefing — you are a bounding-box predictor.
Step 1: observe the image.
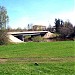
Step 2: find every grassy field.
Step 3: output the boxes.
[0,41,74,58]
[0,62,74,75]
[0,41,75,75]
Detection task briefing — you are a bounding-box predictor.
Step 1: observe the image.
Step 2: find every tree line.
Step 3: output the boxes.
[47,19,75,39]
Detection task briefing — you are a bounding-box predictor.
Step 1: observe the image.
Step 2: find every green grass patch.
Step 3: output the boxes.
[0,62,74,75]
[0,41,74,58]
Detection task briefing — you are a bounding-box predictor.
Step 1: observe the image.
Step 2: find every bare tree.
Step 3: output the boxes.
[0,6,9,45]
[0,6,9,29]
[59,21,74,38]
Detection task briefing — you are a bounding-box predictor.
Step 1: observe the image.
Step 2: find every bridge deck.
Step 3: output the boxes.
[7,31,48,35]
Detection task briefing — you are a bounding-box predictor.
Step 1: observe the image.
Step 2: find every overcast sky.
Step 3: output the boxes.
[0,0,75,28]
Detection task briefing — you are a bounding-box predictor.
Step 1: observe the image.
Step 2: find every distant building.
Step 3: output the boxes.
[32,25,46,31]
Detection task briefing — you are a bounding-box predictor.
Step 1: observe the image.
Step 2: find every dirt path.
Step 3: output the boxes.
[0,58,7,63]
[0,56,75,63]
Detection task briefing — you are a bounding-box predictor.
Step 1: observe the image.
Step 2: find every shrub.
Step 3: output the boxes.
[24,35,31,42]
[0,30,9,45]
[32,36,43,42]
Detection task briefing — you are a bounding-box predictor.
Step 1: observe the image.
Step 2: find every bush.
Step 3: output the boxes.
[24,35,31,42]
[0,30,9,45]
[32,36,43,42]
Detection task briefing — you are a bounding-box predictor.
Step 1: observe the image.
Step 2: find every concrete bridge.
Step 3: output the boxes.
[7,31,52,43]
